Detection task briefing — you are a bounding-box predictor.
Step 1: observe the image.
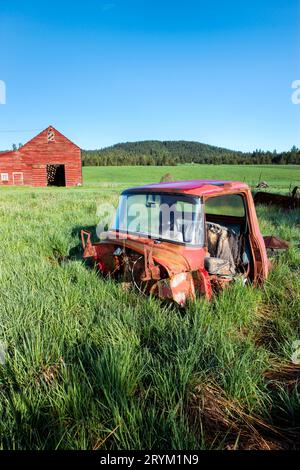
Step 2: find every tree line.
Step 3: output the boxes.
[82,141,300,166]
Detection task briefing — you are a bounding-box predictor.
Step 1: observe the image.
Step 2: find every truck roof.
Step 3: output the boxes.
[123,179,249,197]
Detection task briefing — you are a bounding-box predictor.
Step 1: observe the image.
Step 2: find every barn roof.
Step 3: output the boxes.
[21,125,81,150]
[0,150,18,158]
[0,125,80,158]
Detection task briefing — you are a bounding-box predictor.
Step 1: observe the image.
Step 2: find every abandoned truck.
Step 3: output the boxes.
[81,180,270,306]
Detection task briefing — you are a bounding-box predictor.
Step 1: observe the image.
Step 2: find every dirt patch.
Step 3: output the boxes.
[265,361,300,391]
[35,357,65,386]
[186,380,287,450]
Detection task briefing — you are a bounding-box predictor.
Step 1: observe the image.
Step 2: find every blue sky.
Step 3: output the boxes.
[0,0,299,151]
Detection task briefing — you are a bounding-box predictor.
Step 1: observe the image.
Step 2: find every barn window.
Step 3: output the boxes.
[47,129,55,142]
[1,173,9,181]
[12,172,24,185]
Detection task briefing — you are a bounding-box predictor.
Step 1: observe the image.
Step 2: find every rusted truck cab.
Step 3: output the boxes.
[82,180,269,306]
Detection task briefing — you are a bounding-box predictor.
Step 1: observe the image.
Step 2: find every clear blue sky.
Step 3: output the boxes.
[0,0,299,151]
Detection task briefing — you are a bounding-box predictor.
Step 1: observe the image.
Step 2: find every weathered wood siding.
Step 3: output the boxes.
[0,126,82,187]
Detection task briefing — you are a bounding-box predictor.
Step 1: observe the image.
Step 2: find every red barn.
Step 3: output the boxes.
[0,126,82,187]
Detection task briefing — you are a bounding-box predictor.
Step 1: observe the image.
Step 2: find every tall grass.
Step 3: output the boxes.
[0,177,299,449]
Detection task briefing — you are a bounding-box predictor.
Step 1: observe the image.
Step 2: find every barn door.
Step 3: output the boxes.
[46,164,66,186]
[13,172,24,185]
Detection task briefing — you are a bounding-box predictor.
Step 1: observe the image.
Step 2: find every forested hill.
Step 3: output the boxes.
[82,141,300,166]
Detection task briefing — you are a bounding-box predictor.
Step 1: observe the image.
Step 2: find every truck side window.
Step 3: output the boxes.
[206,194,245,217]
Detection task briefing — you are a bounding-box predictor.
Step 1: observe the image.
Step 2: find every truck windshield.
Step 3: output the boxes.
[112,192,204,245]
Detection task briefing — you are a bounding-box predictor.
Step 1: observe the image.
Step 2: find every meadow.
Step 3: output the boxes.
[0,164,299,450]
[83,164,300,192]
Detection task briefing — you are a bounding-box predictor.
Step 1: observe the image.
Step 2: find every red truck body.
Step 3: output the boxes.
[82,180,269,306]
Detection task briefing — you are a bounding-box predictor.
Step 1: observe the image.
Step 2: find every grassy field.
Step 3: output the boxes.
[0,165,300,450]
[82,164,300,192]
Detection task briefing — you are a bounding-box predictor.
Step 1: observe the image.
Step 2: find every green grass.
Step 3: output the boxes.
[0,165,300,450]
[82,164,300,192]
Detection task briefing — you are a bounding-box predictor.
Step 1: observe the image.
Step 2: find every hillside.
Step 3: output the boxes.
[82,141,300,166]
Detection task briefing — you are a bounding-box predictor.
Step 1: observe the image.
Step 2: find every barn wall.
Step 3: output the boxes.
[0,126,82,187]
[0,151,33,185]
[32,165,47,187]
[21,127,82,187]
[65,161,82,186]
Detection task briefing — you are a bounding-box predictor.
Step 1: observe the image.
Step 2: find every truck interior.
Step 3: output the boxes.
[113,191,253,280]
[204,193,252,278]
